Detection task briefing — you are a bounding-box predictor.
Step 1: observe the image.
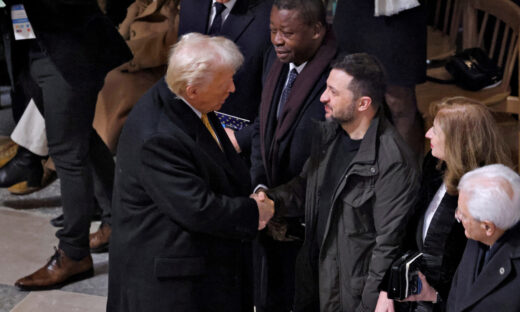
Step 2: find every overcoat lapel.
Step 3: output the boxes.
[157,80,248,190]
[415,167,444,249]
[422,193,459,254]
[259,30,337,185]
[459,243,516,310]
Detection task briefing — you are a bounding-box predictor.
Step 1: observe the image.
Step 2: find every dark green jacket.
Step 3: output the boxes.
[269,112,420,312]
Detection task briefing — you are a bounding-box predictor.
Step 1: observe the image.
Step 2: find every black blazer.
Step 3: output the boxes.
[447,225,520,312]
[107,79,259,312]
[0,0,132,90]
[178,0,272,151]
[402,153,466,309]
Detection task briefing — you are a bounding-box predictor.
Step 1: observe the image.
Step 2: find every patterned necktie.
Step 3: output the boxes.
[201,113,222,150]
[208,2,226,35]
[277,68,299,118]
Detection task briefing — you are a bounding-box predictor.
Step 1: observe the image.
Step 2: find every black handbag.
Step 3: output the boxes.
[427,48,502,91]
[386,251,424,300]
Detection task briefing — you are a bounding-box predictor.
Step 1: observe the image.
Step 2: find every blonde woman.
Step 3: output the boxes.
[377,96,512,312]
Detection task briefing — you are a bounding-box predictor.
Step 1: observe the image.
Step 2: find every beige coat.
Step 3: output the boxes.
[93,0,179,152]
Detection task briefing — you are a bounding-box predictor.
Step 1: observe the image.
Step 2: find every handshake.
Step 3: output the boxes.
[250,191,274,230]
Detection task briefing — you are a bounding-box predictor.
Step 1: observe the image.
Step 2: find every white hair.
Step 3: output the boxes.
[458,164,520,230]
[165,32,244,95]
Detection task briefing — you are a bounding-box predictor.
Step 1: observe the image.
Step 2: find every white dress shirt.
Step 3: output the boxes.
[207,0,237,32]
[422,183,447,241]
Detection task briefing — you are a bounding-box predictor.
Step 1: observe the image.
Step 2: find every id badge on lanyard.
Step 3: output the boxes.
[11,4,36,40]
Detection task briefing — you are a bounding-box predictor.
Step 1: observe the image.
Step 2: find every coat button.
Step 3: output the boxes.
[370,167,376,173]
[499,267,505,275]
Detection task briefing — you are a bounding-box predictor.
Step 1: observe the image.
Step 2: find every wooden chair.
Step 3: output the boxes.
[416,0,520,169]
[426,0,462,61]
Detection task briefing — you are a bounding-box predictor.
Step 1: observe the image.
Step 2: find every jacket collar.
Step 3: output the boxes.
[419,192,459,252]
[458,224,520,310]
[318,108,383,169]
[157,79,251,191]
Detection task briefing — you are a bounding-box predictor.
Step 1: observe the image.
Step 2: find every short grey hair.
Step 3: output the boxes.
[165,32,244,95]
[458,164,520,230]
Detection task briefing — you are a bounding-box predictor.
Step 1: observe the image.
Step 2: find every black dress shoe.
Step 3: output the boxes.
[0,147,43,188]
[50,214,64,227]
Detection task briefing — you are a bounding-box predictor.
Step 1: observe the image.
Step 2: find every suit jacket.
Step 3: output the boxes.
[250,30,336,190]
[400,153,466,311]
[447,224,520,312]
[107,78,259,312]
[177,0,272,151]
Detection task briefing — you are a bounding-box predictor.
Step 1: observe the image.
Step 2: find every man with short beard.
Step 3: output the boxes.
[264,53,419,311]
[249,0,336,310]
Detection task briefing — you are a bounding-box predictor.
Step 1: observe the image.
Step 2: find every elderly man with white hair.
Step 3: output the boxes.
[107,33,274,312]
[407,164,520,311]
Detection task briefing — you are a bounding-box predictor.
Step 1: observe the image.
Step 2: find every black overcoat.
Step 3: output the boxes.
[447,225,520,311]
[107,79,259,312]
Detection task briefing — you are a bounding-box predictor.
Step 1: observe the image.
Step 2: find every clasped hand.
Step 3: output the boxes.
[250,191,274,230]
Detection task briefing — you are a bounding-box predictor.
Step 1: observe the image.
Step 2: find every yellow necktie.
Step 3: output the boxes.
[201,113,222,150]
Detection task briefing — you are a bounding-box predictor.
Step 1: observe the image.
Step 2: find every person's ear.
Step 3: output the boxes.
[312,22,323,39]
[185,85,197,100]
[481,220,496,237]
[357,96,372,112]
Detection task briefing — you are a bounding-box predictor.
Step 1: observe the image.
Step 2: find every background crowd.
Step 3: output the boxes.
[1,0,520,312]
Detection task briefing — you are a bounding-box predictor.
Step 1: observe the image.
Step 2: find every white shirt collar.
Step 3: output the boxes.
[289,62,307,74]
[210,0,237,26]
[282,62,307,88]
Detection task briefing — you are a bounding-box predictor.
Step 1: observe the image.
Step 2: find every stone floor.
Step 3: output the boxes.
[0,106,108,311]
[0,181,109,312]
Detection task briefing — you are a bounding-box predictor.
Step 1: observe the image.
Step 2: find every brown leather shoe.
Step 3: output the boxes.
[89,223,111,253]
[8,166,57,195]
[14,248,93,291]
[0,140,17,168]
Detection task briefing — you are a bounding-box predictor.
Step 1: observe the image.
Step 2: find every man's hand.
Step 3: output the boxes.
[250,191,274,230]
[402,272,437,303]
[224,128,241,153]
[375,291,395,312]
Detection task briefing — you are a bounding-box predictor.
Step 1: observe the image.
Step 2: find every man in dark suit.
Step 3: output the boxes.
[1,0,132,290]
[107,33,274,312]
[405,164,520,311]
[249,0,336,310]
[178,0,271,154]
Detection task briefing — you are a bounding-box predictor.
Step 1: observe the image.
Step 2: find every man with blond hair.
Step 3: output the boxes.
[107,33,274,312]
